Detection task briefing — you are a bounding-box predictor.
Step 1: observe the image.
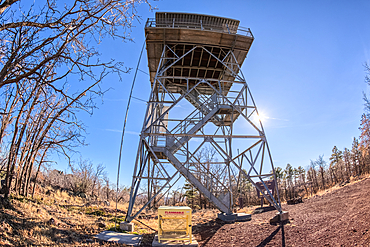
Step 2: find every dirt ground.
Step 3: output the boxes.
[1,177,370,246]
[193,177,370,246]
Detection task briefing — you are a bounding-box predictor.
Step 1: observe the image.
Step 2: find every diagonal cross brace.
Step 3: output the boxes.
[164,149,231,213]
[169,105,220,152]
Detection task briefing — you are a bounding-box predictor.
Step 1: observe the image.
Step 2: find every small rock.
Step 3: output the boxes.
[48,218,56,225]
[78,193,87,199]
[97,222,106,228]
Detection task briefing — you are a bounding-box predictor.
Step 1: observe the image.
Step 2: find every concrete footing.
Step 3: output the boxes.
[280,211,289,221]
[120,222,134,232]
[270,211,289,224]
[217,212,252,222]
[152,235,198,247]
[94,231,141,246]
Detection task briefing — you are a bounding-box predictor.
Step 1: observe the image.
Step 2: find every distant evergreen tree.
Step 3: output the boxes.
[284,164,294,199]
[329,146,343,184]
[183,183,197,209]
[352,137,362,175]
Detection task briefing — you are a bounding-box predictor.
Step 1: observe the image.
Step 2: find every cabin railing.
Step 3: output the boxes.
[145,18,253,38]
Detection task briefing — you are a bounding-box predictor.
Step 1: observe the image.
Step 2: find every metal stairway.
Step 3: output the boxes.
[152,147,232,213]
[149,95,234,212]
[184,90,240,127]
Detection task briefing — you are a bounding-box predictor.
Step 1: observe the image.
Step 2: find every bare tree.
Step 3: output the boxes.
[0,0,151,198]
[315,155,326,189]
[0,0,151,89]
[307,160,318,194]
[45,169,66,189]
[68,159,105,197]
[191,145,219,209]
[91,163,106,199]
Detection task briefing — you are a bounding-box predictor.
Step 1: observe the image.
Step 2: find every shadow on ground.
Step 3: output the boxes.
[257,221,287,247]
[192,218,226,246]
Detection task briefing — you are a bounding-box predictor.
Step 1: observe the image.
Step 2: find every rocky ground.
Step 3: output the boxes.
[193,177,370,246]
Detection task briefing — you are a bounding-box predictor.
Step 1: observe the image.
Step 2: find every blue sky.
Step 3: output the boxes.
[53,1,370,187]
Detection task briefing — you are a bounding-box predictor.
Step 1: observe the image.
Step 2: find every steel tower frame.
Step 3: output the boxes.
[125,15,282,223]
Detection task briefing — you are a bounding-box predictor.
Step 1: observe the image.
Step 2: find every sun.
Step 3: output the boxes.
[256,111,268,122]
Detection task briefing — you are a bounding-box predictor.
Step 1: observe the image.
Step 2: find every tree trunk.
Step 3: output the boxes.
[32,145,50,198]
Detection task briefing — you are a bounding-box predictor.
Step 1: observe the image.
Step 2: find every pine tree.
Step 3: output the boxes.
[284,164,294,199]
[360,63,370,174]
[183,183,197,209]
[329,146,342,184]
[343,148,352,180]
[352,137,362,176]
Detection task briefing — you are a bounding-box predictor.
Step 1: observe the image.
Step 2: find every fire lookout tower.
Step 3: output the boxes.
[125,12,282,222]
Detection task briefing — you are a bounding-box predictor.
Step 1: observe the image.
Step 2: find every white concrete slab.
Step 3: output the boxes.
[94,231,142,246]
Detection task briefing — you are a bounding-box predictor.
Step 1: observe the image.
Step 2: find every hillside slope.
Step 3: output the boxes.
[199,177,370,246]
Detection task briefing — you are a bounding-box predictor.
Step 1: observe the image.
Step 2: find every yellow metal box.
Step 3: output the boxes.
[158,206,192,243]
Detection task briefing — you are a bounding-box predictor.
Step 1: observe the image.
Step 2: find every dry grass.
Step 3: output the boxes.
[5,175,368,246]
[0,189,131,246]
[305,173,370,200]
[0,189,224,246]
